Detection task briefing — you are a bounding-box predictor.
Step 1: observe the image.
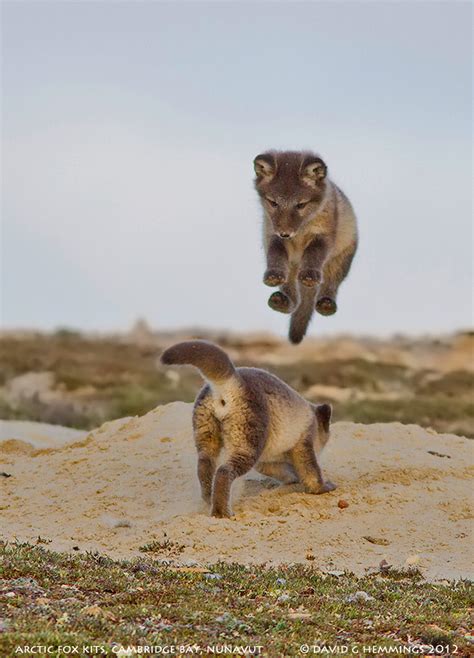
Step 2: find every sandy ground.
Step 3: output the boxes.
[1,403,472,581]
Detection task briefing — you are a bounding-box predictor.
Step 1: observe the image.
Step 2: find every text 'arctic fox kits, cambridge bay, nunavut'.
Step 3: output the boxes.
[161,340,334,518]
[254,150,358,344]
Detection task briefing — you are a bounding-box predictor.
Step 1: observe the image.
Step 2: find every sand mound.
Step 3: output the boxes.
[0,420,87,453]
[1,403,472,581]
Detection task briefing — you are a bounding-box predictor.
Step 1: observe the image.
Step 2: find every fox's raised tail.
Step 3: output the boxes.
[160,340,235,383]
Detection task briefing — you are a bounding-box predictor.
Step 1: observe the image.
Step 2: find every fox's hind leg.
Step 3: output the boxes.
[268,277,300,314]
[289,420,336,494]
[316,244,356,316]
[211,398,267,518]
[211,451,259,517]
[193,387,222,503]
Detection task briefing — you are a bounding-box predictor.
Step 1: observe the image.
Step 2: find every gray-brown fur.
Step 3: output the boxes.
[254,150,358,343]
[161,341,234,383]
[161,340,335,517]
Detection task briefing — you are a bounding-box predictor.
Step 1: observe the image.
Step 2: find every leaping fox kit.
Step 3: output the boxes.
[254,150,358,344]
[161,340,335,518]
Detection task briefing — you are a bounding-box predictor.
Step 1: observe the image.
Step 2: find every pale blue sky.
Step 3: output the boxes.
[1,1,472,336]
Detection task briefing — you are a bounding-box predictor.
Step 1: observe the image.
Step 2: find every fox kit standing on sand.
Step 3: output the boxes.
[161,340,335,518]
[254,150,358,344]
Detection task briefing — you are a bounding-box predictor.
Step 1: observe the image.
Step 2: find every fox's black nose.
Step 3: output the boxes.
[279,232,291,239]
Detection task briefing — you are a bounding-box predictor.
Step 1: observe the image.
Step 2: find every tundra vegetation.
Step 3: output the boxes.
[0,541,472,655]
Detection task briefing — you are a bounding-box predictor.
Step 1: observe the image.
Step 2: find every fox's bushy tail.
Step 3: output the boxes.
[288,289,315,344]
[160,340,235,383]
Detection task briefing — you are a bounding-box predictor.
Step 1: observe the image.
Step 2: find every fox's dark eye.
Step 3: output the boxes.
[266,197,278,208]
[296,201,308,210]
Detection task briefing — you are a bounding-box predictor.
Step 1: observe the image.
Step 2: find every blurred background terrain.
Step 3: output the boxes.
[1,323,472,438]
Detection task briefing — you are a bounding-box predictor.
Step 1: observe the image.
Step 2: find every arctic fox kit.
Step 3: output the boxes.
[161,340,334,518]
[254,150,358,344]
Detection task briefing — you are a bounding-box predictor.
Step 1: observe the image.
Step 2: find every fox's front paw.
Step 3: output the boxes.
[317,480,336,494]
[264,269,287,287]
[298,269,322,287]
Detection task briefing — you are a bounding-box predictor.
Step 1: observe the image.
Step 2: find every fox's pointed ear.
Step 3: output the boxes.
[301,156,327,185]
[254,153,275,182]
[315,403,332,433]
